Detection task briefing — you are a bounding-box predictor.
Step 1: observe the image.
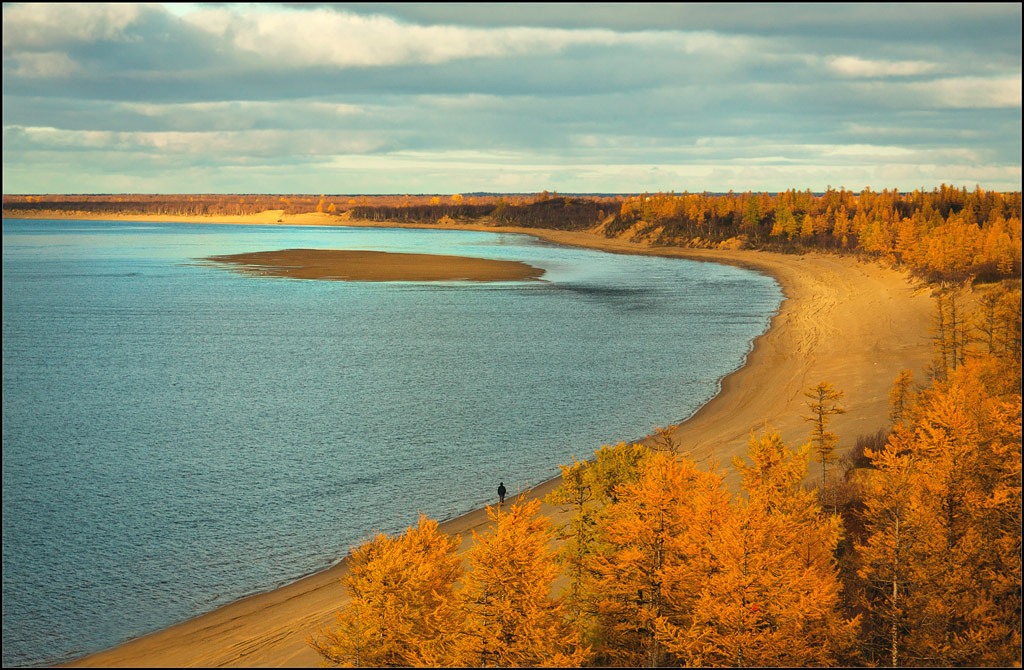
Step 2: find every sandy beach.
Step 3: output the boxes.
[41,211,937,668]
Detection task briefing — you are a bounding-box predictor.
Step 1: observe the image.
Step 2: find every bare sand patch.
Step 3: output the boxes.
[202,248,544,282]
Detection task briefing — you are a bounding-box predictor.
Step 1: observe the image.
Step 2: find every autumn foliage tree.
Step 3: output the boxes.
[887,369,916,426]
[544,458,600,645]
[804,381,847,488]
[678,430,860,667]
[854,359,1022,666]
[974,282,1022,373]
[930,286,972,381]
[586,440,649,505]
[309,514,463,666]
[454,497,586,667]
[588,449,727,667]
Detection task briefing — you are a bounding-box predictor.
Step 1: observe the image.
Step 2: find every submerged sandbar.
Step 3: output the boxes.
[203,248,544,282]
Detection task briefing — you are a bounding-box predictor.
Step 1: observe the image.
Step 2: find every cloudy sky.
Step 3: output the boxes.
[2,2,1021,194]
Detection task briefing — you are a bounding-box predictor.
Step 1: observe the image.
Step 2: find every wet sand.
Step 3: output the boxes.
[202,248,543,282]
[32,210,936,668]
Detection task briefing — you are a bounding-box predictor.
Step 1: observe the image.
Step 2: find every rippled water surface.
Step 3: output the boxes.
[2,219,782,667]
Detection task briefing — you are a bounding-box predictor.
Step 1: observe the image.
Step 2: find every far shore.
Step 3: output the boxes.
[12,210,938,668]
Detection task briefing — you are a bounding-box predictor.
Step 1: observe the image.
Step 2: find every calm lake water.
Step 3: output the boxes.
[2,219,782,667]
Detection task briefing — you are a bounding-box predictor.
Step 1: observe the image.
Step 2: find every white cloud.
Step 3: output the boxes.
[180,6,715,69]
[826,55,941,78]
[308,149,1023,194]
[840,122,982,140]
[911,76,1022,109]
[116,100,364,118]
[6,51,80,78]
[4,125,387,157]
[2,3,144,50]
[849,76,1022,109]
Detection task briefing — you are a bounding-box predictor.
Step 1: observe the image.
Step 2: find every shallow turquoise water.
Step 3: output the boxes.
[2,219,782,667]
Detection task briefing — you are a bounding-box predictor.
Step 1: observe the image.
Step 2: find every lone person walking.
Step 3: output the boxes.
[497,481,507,504]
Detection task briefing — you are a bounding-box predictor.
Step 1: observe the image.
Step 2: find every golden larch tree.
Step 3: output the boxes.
[590,450,727,667]
[545,458,600,647]
[856,360,1022,666]
[887,369,916,427]
[586,440,648,505]
[682,430,859,667]
[309,514,462,667]
[454,497,585,667]
[804,381,847,488]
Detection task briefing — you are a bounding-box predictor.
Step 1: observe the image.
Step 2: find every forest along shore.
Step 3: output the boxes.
[49,211,937,668]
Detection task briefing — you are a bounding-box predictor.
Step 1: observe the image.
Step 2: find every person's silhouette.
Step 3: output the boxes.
[497,482,506,504]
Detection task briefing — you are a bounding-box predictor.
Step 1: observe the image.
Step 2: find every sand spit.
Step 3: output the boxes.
[202,248,544,282]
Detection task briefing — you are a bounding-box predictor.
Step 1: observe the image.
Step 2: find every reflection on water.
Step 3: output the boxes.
[1,218,781,667]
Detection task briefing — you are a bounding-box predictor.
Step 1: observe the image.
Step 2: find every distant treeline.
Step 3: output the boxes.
[607,186,1022,283]
[6,193,319,216]
[2,192,546,217]
[4,185,1021,282]
[351,196,617,230]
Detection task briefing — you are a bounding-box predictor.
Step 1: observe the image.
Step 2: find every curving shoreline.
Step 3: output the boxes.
[36,211,937,668]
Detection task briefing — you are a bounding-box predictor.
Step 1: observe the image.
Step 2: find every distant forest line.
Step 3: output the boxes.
[4,185,1021,284]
